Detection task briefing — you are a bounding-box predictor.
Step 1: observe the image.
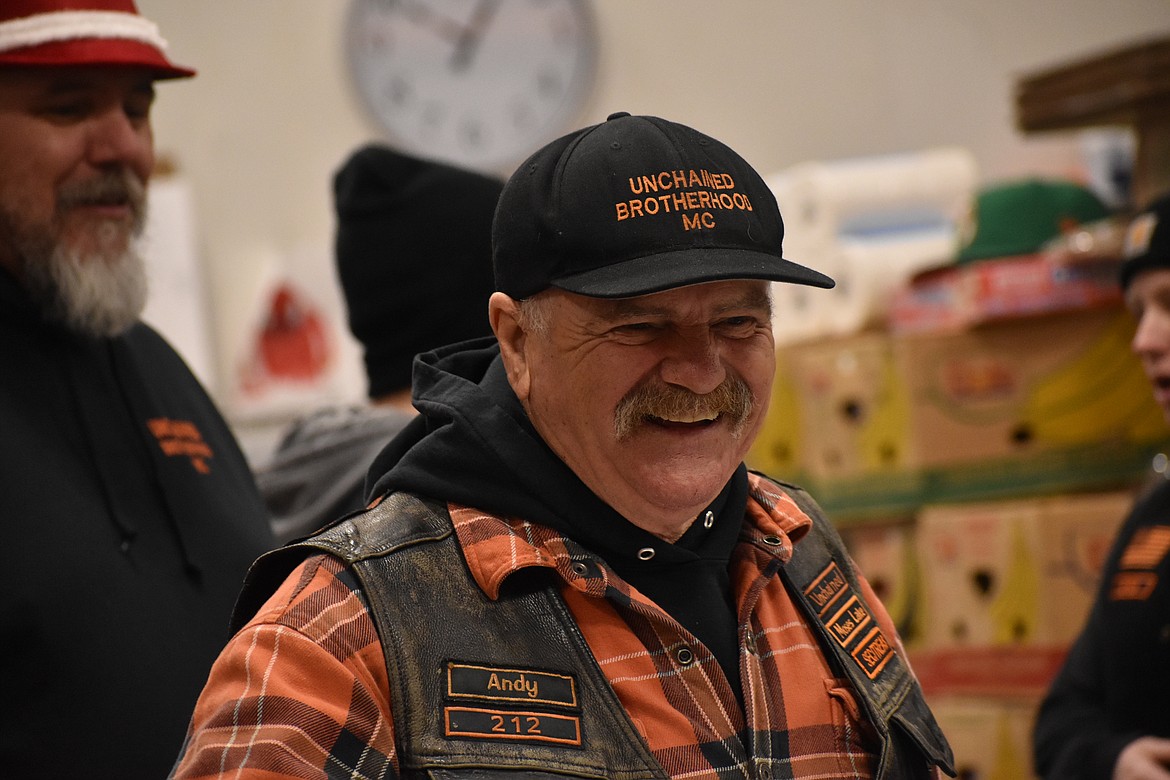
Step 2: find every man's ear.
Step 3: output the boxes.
[489,292,531,402]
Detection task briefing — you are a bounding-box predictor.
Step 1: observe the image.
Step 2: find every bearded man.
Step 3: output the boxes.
[0,2,274,777]
[173,113,953,780]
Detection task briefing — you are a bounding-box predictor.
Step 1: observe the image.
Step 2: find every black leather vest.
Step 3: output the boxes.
[236,486,954,779]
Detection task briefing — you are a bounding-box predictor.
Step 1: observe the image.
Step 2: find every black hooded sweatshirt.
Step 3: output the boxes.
[367,337,748,704]
[0,267,275,777]
[1033,477,1170,778]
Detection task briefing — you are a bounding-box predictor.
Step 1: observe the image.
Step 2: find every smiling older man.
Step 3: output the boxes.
[0,2,274,776]
[173,112,953,780]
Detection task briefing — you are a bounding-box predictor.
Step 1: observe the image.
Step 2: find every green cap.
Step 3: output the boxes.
[955,178,1110,263]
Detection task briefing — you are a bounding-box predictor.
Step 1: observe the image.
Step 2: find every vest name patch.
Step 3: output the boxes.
[447,662,578,707]
[852,627,894,680]
[826,594,873,647]
[804,561,849,616]
[444,706,582,747]
[806,561,895,680]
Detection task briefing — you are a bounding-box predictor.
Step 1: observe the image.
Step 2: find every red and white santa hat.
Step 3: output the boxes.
[0,0,194,79]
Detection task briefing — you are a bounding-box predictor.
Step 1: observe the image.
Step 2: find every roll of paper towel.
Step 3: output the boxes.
[767,146,978,342]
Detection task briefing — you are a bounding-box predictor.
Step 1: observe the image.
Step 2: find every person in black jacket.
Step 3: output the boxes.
[0,1,276,777]
[255,146,502,543]
[1034,191,1170,780]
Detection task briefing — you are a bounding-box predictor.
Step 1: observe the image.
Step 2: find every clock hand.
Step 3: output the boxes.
[393,0,463,43]
[449,0,501,72]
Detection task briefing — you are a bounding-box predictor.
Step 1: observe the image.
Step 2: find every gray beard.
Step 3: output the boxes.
[4,173,148,339]
[23,235,148,338]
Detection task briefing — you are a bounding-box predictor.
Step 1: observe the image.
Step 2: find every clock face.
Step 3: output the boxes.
[345,0,598,171]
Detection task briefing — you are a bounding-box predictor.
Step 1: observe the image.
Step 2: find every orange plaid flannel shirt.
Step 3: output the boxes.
[172,474,929,779]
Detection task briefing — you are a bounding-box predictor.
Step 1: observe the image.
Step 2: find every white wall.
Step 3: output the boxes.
[136,0,1170,411]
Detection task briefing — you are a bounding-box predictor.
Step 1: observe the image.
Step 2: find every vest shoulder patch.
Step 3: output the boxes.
[805,562,895,680]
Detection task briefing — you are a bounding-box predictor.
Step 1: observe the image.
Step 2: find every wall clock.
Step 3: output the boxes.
[344,0,598,172]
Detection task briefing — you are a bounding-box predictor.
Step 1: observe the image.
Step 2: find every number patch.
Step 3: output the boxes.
[444,706,582,746]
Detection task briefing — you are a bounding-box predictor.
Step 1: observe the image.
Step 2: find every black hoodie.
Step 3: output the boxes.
[0,267,274,777]
[367,336,749,703]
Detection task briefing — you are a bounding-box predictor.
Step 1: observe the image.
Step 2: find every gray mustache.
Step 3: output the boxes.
[57,170,146,223]
[614,375,754,440]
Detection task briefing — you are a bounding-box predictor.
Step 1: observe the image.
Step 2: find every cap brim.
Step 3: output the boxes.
[0,39,195,79]
[550,247,835,298]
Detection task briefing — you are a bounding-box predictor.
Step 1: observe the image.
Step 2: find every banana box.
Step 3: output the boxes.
[746,345,808,485]
[915,491,1130,651]
[840,519,922,648]
[928,695,1041,780]
[1035,490,1133,642]
[787,331,915,481]
[894,307,1169,493]
[763,332,928,516]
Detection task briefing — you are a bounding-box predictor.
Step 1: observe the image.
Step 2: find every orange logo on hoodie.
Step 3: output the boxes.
[147,418,213,474]
[1110,526,1170,601]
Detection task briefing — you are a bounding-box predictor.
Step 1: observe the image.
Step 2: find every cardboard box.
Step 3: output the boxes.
[928,695,1041,780]
[911,646,1069,698]
[771,331,931,516]
[1036,491,1133,641]
[840,519,921,647]
[915,491,1130,652]
[746,346,807,484]
[789,331,915,480]
[888,254,1123,335]
[759,306,1168,515]
[895,308,1169,491]
[750,335,928,513]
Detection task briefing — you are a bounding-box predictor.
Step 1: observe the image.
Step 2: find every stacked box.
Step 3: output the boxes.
[772,332,926,515]
[840,519,921,647]
[746,346,807,485]
[757,306,1168,516]
[788,332,915,480]
[1034,491,1133,641]
[894,307,1169,498]
[915,490,1130,652]
[888,253,1123,335]
[928,695,1041,780]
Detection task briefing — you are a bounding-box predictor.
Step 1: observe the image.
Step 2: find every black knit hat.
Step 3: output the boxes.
[1120,192,1170,291]
[492,112,834,299]
[334,145,503,398]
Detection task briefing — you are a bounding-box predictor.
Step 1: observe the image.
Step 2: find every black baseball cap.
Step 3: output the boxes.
[1120,192,1170,291]
[492,112,835,299]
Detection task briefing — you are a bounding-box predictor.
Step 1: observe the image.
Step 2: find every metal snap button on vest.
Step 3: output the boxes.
[571,562,589,576]
[637,547,656,561]
[674,646,695,666]
[744,632,757,653]
[758,764,772,780]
